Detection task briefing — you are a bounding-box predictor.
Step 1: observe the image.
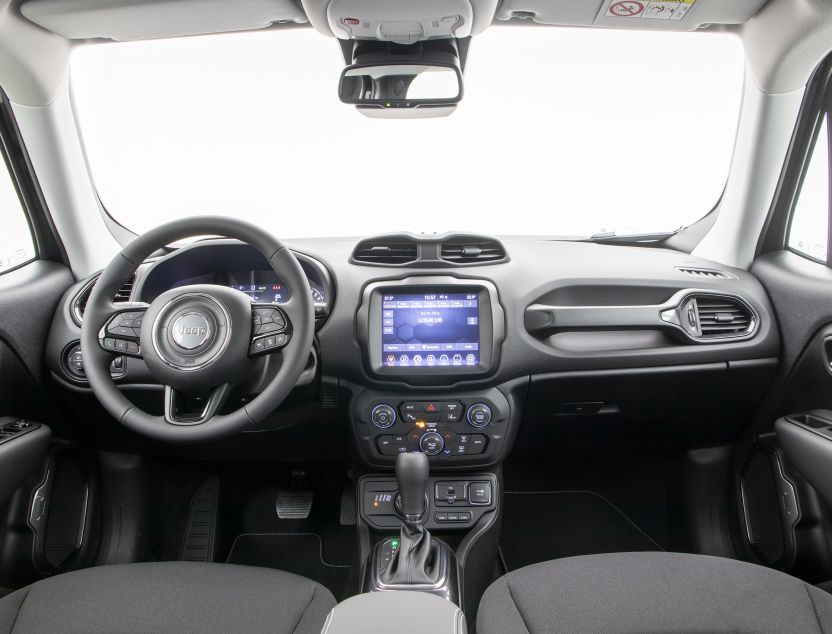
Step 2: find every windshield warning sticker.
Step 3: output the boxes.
[606,0,695,20]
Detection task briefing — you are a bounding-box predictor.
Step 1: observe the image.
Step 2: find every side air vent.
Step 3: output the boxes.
[694,295,754,338]
[72,273,136,325]
[676,267,736,280]
[440,238,507,265]
[351,238,419,266]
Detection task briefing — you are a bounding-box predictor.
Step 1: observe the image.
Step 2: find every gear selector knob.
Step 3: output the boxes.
[396,452,429,523]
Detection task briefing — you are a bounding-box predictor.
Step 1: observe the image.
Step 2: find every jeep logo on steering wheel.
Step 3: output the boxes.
[171,312,212,350]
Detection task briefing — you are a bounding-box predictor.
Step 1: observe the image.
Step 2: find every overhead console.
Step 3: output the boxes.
[356,276,505,382]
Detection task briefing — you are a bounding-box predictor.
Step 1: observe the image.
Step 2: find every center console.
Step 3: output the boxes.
[350,277,513,626]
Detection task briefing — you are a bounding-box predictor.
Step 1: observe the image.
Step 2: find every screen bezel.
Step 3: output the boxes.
[363,280,498,378]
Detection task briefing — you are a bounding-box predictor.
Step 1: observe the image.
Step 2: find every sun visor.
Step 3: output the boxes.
[19,0,309,41]
[495,0,768,30]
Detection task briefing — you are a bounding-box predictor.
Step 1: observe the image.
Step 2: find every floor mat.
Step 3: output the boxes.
[226,532,351,598]
[500,490,664,572]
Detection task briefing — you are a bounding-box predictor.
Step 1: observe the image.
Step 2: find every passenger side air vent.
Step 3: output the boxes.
[694,295,754,338]
[72,273,136,325]
[676,267,736,280]
[440,238,507,265]
[351,238,419,266]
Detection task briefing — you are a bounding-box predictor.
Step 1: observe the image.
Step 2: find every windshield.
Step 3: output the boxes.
[70,26,744,239]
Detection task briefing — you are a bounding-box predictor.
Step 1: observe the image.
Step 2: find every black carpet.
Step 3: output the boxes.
[500,490,664,572]
[226,533,351,599]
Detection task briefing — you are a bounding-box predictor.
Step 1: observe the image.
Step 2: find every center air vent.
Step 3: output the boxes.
[351,238,418,265]
[72,274,136,325]
[440,238,507,264]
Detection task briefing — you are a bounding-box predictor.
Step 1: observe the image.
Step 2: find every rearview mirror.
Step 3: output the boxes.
[339,63,462,108]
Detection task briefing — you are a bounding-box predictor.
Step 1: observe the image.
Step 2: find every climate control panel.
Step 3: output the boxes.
[350,388,513,468]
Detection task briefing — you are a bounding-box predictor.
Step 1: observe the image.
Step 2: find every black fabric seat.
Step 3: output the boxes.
[478,551,832,633]
[0,561,335,633]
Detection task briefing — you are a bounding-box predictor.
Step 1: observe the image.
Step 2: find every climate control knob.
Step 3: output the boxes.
[419,431,444,456]
[467,403,492,428]
[370,404,396,429]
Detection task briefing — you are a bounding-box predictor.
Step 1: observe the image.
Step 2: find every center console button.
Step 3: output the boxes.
[423,402,442,413]
[401,402,420,413]
[467,434,488,455]
[419,431,444,456]
[371,404,396,429]
[444,401,463,412]
[440,429,456,443]
[451,443,467,455]
[467,403,492,428]
[441,411,462,423]
[377,436,397,455]
[469,481,492,505]
[435,482,467,503]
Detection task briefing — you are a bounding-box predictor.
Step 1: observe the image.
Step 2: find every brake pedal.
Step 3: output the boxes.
[275,470,313,519]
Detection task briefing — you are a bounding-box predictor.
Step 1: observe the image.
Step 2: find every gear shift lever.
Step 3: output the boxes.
[396,452,429,524]
[379,452,443,586]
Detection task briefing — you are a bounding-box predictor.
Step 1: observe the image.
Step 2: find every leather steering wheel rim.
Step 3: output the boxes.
[80,216,315,443]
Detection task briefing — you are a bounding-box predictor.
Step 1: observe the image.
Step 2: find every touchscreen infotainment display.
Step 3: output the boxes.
[381,293,479,368]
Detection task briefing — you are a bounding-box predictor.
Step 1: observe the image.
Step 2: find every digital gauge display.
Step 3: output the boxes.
[232,283,287,304]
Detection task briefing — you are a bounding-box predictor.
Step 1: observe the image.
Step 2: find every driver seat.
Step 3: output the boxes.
[0,561,335,633]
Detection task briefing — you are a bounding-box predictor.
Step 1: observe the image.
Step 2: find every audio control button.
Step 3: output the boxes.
[371,404,396,428]
[467,403,492,427]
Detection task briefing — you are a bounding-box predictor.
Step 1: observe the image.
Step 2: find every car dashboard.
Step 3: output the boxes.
[45,233,780,475]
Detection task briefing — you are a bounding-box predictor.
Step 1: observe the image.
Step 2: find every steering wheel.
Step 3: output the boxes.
[80,217,315,443]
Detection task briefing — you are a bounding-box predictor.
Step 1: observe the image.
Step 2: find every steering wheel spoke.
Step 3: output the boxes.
[249,303,293,357]
[164,383,233,425]
[98,302,149,358]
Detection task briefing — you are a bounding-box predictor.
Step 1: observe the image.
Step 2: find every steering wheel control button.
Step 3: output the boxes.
[419,431,444,456]
[248,306,292,356]
[252,307,287,335]
[468,482,492,505]
[467,403,493,427]
[371,404,396,428]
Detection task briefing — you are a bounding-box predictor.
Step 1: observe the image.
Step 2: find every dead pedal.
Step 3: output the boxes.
[180,476,219,562]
